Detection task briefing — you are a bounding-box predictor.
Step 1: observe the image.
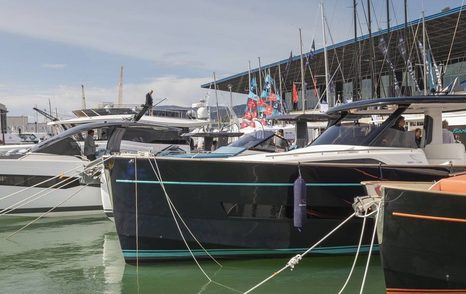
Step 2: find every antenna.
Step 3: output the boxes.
[81,84,87,109]
[117,65,124,106]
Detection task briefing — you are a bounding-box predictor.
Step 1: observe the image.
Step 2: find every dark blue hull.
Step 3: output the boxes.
[106,156,462,263]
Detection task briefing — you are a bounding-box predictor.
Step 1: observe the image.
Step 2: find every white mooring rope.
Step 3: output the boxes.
[130,154,383,293]
[6,184,89,239]
[0,162,88,202]
[244,212,356,294]
[147,157,240,293]
[0,156,110,216]
[337,208,369,294]
[358,202,381,294]
[0,177,80,216]
[148,158,222,266]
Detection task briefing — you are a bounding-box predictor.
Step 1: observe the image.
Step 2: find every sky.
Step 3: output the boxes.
[0,0,464,120]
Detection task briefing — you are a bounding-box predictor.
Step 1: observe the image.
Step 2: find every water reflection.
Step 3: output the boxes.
[120,255,385,293]
[0,216,385,293]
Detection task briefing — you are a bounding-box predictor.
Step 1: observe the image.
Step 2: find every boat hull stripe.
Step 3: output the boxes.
[392,212,466,223]
[116,179,362,187]
[121,245,377,258]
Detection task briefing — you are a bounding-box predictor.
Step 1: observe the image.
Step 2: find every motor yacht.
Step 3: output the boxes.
[104,95,466,263]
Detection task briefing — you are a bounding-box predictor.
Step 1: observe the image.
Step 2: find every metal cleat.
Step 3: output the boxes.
[352,196,380,217]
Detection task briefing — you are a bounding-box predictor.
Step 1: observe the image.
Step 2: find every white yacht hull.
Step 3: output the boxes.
[0,153,102,216]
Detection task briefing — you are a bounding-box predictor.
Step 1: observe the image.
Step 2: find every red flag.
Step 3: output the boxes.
[247,99,257,110]
[292,83,299,103]
[265,105,273,116]
[268,92,277,102]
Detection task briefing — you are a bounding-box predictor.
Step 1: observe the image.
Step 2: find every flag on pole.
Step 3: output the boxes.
[309,40,316,59]
[260,75,273,99]
[292,83,299,103]
[248,77,258,100]
[398,37,421,93]
[378,37,400,95]
[305,40,316,67]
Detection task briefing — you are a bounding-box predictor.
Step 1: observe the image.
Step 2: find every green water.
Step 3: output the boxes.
[0,216,385,293]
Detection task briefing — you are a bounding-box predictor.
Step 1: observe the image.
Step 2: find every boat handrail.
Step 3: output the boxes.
[264,146,416,158]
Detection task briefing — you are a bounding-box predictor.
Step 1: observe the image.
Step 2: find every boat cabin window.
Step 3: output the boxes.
[423,115,433,145]
[312,115,418,148]
[122,127,188,145]
[36,137,82,156]
[312,121,379,146]
[229,131,275,149]
[251,136,280,152]
[109,126,191,155]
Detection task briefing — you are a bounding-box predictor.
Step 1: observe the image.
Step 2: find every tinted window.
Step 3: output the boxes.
[36,137,82,156]
[122,127,188,145]
[312,122,379,146]
[229,131,274,149]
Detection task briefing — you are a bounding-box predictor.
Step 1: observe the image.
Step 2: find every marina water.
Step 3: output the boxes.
[0,215,385,293]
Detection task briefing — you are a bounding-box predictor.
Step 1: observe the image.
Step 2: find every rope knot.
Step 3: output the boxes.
[287,254,302,271]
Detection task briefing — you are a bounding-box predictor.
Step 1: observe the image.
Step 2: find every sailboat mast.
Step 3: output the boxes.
[278,63,283,99]
[386,0,390,34]
[248,60,251,91]
[368,0,375,98]
[299,28,306,114]
[81,84,86,109]
[48,98,52,134]
[117,66,124,106]
[258,57,263,94]
[404,0,408,95]
[353,0,359,100]
[213,72,221,129]
[422,11,428,95]
[321,3,330,106]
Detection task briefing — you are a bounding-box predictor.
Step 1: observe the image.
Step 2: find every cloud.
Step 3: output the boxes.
[0,1,461,75]
[0,0,337,73]
[1,0,456,122]
[0,76,246,120]
[41,64,66,69]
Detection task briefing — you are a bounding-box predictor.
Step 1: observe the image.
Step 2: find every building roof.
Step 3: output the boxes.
[202,5,466,96]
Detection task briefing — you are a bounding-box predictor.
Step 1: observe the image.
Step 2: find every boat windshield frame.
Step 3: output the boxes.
[311,105,415,147]
[227,130,276,150]
[30,121,188,156]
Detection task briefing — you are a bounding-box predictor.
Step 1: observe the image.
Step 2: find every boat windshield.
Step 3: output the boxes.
[312,116,418,148]
[228,130,275,149]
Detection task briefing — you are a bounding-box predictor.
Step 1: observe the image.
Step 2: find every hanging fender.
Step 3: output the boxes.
[293,165,307,229]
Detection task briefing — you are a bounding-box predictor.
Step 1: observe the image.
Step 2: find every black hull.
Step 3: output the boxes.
[382,187,466,293]
[107,156,465,263]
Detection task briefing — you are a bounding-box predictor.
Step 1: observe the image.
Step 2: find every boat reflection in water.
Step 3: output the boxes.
[106,96,466,263]
[0,215,120,293]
